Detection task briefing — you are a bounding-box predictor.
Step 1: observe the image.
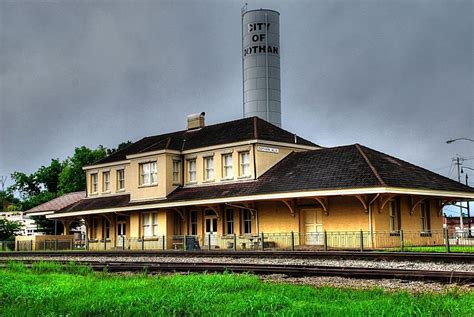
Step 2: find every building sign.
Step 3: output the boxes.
[243,22,279,57]
[257,146,279,154]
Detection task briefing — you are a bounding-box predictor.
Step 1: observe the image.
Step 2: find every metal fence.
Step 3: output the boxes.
[3,229,474,252]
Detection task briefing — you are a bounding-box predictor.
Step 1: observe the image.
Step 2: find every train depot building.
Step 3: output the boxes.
[39,114,474,251]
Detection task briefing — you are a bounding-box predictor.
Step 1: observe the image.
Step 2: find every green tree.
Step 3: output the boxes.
[106,141,132,156]
[8,172,40,198]
[35,159,63,193]
[58,146,107,194]
[0,218,23,241]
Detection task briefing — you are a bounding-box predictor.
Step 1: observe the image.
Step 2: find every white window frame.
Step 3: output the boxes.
[102,171,110,192]
[91,173,98,193]
[243,210,252,234]
[188,159,197,183]
[204,156,214,181]
[139,162,157,186]
[239,151,250,177]
[172,160,181,184]
[142,212,159,237]
[116,169,125,191]
[389,199,400,233]
[420,202,431,233]
[222,154,233,179]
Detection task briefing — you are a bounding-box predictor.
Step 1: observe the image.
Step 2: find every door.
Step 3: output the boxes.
[117,222,126,247]
[303,208,323,245]
[204,214,218,247]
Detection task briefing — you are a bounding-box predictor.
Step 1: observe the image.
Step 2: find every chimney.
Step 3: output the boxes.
[187,112,205,130]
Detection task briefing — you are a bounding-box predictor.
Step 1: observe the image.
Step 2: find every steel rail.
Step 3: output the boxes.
[1,260,473,284]
[1,250,473,263]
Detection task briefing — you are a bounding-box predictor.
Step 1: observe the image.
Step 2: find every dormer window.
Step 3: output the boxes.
[102,171,110,192]
[188,159,197,183]
[222,154,233,179]
[172,160,181,184]
[90,173,98,193]
[204,156,214,181]
[117,169,125,191]
[139,162,157,186]
[239,151,250,177]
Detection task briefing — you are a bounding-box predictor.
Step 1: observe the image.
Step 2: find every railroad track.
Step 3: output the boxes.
[1,260,473,284]
[1,250,473,263]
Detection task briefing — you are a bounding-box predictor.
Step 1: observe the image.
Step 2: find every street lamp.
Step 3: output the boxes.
[446,138,474,144]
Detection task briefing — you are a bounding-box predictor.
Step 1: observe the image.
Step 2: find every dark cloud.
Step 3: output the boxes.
[1,0,473,197]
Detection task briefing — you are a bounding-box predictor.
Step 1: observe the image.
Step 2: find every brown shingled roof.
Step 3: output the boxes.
[26,191,86,213]
[57,144,474,214]
[93,117,318,165]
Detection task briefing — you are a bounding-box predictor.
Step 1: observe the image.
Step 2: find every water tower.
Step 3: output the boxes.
[242,8,281,127]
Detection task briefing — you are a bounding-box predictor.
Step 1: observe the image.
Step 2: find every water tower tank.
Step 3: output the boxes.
[242,9,281,127]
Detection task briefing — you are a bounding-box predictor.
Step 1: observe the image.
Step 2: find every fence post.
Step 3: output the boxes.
[122,236,125,251]
[261,232,265,251]
[104,238,107,251]
[359,230,364,252]
[290,231,295,251]
[70,239,73,250]
[43,239,46,251]
[1,241,4,251]
[208,234,211,251]
[399,230,404,252]
[444,228,450,253]
[323,230,328,251]
[233,234,237,251]
[162,235,166,250]
[183,235,187,251]
[141,235,145,250]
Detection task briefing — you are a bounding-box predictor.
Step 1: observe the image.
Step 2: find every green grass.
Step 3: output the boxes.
[0,263,472,316]
[382,245,474,253]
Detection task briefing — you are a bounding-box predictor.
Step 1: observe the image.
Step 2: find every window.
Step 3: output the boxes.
[116,169,125,190]
[190,210,197,235]
[226,208,234,234]
[389,199,401,233]
[92,217,98,239]
[102,171,110,192]
[420,201,431,233]
[142,212,158,237]
[152,213,158,236]
[243,210,252,234]
[222,154,233,179]
[139,162,157,186]
[239,151,250,177]
[104,219,110,239]
[91,173,98,193]
[172,160,181,184]
[188,159,196,183]
[204,156,214,180]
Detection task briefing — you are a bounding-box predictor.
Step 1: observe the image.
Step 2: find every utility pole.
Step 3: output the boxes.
[453,156,464,231]
[467,174,472,238]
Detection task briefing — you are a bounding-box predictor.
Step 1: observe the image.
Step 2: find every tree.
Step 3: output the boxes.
[35,159,63,193]
[0,219,23,241]
[8,171,40,198]
[58,146,107,194]
[106,141,132,156]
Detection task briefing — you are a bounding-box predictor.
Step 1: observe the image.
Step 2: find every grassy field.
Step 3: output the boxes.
[0,262,472,316]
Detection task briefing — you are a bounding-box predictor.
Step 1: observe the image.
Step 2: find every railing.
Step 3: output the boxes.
[5,229,474,252]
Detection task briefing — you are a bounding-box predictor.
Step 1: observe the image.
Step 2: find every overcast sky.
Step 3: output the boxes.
[1,0,473,206]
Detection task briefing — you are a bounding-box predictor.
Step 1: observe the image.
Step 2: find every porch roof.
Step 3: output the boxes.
[51,144,474,217]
